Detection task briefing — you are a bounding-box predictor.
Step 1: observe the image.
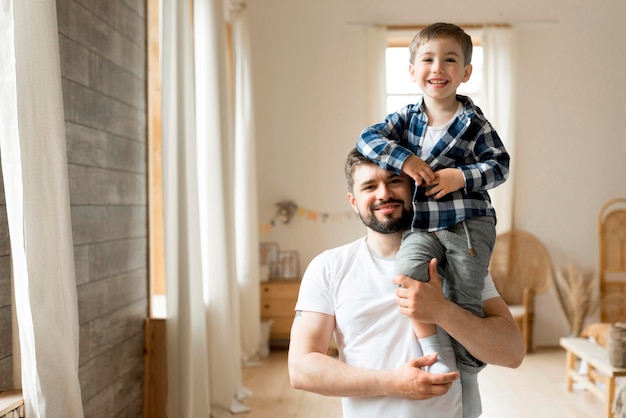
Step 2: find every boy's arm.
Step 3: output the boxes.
[357,109,435,185]
[356,110,414,174]
[457,123,510,192]
[288,310,459,399]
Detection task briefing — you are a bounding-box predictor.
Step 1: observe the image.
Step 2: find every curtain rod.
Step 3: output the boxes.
[386,23,511,31]
[347,18,559,28]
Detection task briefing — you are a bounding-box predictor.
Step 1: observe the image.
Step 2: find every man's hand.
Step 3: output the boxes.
[393,258,447,324]
[402,155,435,186]
[425,168,465,199]
[394,259,525,368]
[387,354,459,400]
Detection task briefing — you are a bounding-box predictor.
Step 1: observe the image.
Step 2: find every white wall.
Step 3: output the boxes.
[248,0,626,347]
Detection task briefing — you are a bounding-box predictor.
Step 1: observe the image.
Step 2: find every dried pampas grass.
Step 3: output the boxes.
[553,261,598,337]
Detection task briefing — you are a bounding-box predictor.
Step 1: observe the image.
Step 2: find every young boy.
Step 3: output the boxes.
[356,22,510,417]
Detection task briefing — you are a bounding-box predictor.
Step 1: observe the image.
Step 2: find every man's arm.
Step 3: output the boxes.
[394,259,525,368]
[288,310,459,399]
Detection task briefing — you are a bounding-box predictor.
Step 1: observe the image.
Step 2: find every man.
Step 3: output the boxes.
[288,148,524,417]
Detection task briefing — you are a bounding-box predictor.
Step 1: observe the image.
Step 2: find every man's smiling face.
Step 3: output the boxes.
[348,163,413,234]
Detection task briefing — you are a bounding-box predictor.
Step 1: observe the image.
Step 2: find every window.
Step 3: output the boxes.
[385,30,483,114]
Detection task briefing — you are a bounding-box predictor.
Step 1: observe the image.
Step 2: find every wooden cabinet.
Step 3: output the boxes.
[260,279,301,341]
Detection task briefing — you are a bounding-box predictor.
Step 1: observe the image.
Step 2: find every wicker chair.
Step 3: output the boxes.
[598,198,626,323]
[489,230,554,353]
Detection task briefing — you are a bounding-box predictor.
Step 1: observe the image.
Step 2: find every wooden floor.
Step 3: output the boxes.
[240,347,608,418]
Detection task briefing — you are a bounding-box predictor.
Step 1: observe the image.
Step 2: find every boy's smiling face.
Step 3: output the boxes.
[409,36,472,103]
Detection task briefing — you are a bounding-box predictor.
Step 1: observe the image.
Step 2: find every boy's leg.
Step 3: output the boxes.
[395,230,446,282]
[436,217,495,366]
[461,372,481,418]
[434,216,495,417]
[395,231,450,373]
[435,217,495,317]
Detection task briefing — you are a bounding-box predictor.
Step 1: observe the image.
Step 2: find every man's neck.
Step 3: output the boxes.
[365,229,403,259]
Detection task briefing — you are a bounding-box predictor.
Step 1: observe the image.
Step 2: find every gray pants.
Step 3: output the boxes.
[396,216,496,417]
[394,215,496,373]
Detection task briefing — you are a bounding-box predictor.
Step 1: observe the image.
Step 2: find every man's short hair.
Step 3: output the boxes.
[345,148,375,193]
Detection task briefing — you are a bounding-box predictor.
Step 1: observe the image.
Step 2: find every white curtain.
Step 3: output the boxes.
[162,0,248,416]
[0,1,83,417]
[480,27,516,234]
[364,25,388,123]
[232,5,262,365]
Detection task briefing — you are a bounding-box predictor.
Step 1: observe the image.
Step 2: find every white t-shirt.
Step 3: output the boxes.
[295,237,499,418]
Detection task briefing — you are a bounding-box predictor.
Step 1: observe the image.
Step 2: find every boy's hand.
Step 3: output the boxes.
[426,168,465,199]
[402,155,435,186]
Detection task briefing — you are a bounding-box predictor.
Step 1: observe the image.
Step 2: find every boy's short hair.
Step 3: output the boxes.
[345,148,374,192]
[409,22,473,66]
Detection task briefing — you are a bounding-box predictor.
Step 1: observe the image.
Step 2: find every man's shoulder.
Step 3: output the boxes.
[317,237,366,261]
[306,237,368,277]
[301,237,367,289]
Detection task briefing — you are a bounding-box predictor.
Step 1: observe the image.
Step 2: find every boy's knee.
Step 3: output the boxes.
[394,260,429,282]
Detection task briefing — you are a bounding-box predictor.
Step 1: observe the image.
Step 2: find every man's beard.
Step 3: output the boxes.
[358,199,412,234]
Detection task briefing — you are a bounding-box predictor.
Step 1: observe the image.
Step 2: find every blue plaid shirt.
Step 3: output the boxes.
[357,95,509,232]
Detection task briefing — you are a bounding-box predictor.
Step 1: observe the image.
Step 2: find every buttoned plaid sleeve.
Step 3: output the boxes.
[356,107,416,174]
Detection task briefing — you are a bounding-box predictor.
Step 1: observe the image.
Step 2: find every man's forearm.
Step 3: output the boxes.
[289,350,460,401]
[435,297,524,368]
[289,351,390,397]
[288,311,393,398]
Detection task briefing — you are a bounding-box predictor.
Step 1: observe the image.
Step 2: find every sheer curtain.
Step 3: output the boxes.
[162,0,249,416]
[231,4,262,365]
[0,1,83,416]
[480,26,516,234]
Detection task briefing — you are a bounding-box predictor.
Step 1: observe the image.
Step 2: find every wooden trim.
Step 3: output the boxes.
[144,319,167,418]
[145,1,165,417]
[147,0,165,300]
